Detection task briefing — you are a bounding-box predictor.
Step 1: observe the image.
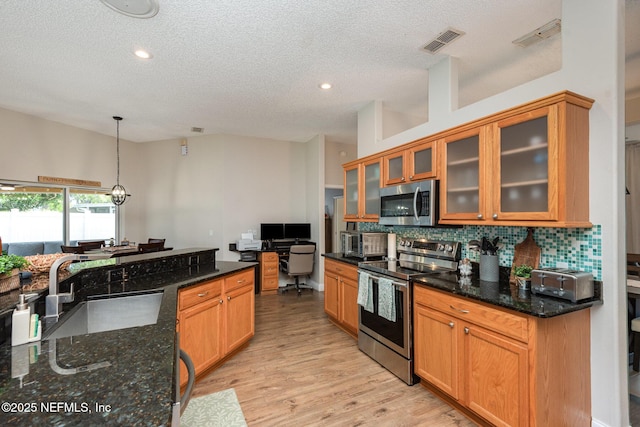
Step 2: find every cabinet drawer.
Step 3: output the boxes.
[225,269,255,292]
[261,252,278,262]
[179,279,222,311]
[414,285,529,343]
[325,259,358,281]
[262,262,279,277]
[262,277,279,291]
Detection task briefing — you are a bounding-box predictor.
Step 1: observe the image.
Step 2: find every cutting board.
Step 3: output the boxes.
[510,228,541,284]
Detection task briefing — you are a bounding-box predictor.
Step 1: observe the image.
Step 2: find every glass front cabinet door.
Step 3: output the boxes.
[343,157,381,221]
[491,106,556,221]
[407,140,436,182]
[440,128,488,221]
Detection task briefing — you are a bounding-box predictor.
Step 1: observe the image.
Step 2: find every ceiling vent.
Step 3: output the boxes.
[422,27,465,54]
[191,127,204,133]
[512,18,561,48]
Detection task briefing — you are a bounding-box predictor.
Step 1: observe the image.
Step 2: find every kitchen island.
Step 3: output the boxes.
[0,248,256,426]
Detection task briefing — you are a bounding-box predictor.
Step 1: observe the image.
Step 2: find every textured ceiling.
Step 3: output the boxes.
[0,1,637,143]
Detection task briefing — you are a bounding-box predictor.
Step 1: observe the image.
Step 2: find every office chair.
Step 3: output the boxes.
[138,241,165,253]
[279,244,315,294]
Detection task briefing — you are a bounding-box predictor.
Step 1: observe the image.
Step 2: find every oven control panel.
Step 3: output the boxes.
[397,238,461,261]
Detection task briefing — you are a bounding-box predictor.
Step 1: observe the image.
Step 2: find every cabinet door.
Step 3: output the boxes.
[491,106,557,222]
[463,324,528,427]
[414,304,459,399]
[361,158,381,219]
[440,127,488,221]
[179,298,222,386]
[408,140,436,181]
[344,164,360,219]
[339,276,359,334]
[224,283,255,354]
[260,252,280,293]
[383,150,406,186]
[324,272,339,319]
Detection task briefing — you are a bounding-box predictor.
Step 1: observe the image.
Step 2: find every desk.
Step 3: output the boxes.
[229,241,315,295]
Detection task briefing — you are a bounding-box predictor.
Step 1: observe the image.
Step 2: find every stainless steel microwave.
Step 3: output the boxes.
[379,180,438,226]
[340,231,387,259]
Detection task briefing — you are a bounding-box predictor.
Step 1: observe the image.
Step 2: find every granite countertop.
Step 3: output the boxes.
[323,252,602,318]
[0,249,256,427]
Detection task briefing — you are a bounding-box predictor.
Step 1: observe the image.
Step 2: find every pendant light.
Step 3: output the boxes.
[111,116,130,205]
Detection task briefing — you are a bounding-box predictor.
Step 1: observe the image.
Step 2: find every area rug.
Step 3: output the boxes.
[181,388,247,427]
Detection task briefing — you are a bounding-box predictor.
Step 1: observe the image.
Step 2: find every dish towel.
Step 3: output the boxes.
[357,272,374,313]
[377,277,396,322]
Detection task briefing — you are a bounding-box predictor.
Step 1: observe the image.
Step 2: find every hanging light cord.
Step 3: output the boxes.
[115,116,121,185]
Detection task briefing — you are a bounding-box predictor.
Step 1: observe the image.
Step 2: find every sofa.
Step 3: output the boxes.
[1,241,76,256]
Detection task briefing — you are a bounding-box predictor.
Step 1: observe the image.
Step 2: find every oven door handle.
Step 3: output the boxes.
[365,272,408,288]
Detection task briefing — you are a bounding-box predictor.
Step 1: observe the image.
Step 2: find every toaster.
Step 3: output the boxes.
[530,268,594,303]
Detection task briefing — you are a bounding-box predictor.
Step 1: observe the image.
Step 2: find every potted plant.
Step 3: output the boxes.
[514,264,533,290]
[0,254,29,276]
[0,254,29,293]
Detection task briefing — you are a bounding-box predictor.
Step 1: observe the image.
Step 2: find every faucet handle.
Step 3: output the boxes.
[58,283,75,304]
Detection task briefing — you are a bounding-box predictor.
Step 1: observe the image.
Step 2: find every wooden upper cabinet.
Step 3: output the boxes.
[407,140,437,182]
[343,156,382,222]
[382,140,436,187]
[440,127,488,222]
[439,91,593,227]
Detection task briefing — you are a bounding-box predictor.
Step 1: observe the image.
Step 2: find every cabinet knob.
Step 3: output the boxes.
[409,175,414,180]
[227,296,231,301]
[401,177,405,182]
[477,214,483,219]
[219,299,224,304]
[448,321,454,328]
[492,213,498,219]
[464,327,470,334]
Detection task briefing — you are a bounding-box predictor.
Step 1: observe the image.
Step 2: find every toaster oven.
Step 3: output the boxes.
[340,231,387,259]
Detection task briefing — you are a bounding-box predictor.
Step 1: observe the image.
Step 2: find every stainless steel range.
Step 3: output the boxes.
[357,238,461,385]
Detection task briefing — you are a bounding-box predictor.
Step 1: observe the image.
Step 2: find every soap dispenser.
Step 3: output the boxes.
[12,294,30,346]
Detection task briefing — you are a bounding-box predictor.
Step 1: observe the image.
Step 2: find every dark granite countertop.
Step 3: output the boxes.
[0,249,256,426]
[323,252,602,318]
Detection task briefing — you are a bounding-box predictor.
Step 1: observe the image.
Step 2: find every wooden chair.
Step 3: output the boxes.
[138,241,165,253]
[77,240,104,250]
[628,254,640,370]
[147,238,165,249]
[60,245,84,254]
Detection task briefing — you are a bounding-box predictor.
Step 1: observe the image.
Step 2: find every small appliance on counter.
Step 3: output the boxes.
[340,231,387,259]
[530,268,594,302]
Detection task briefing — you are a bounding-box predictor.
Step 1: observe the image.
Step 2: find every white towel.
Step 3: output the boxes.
[377,277,396,322]
[357,272,373,313]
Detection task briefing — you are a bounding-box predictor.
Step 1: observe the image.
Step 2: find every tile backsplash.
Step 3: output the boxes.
[358,223,602,280]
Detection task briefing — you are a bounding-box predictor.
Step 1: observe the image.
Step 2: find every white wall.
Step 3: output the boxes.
[136,134,309,261]
[357,1,625,425]
[325,141,356,188]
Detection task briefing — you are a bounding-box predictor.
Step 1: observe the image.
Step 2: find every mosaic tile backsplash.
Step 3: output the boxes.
[358,223,602,280]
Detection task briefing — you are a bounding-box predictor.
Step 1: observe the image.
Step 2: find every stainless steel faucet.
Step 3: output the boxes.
[45,253,112,319]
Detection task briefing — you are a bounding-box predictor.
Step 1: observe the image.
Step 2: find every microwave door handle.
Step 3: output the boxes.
[413,186,420,223]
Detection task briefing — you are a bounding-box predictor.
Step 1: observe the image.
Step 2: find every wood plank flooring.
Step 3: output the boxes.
[192,290,477,426]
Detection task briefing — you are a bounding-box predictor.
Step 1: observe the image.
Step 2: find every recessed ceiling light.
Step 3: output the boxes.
[319,83,332,90]
[100,0,159,19]
[134,49,153,59]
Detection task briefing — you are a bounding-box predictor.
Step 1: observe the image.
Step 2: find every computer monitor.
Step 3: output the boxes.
[284,223,311,242]
[260,223,284,241]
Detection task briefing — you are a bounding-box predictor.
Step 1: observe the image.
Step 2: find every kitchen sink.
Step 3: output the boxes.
[44,290,164,340]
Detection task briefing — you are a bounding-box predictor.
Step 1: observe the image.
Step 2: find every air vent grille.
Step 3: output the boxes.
[191,127,204,133]
[422,27,465,54]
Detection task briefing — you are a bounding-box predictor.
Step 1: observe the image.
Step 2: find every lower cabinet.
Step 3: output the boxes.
[414,284,590,427]
[178,268,255,386]
[324,258,358,336]
[259,252,280,294]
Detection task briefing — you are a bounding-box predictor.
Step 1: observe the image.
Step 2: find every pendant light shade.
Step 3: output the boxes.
[111,116,130,205]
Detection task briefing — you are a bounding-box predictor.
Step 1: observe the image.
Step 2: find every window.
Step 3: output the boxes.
[0,182,116,245]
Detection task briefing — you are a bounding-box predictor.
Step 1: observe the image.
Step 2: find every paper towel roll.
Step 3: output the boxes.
[387,233,397,260]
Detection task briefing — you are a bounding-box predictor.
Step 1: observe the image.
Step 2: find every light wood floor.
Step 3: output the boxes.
[192,290,477,426]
